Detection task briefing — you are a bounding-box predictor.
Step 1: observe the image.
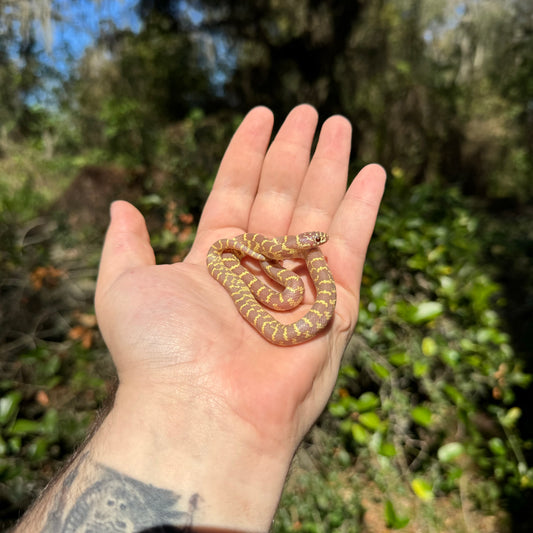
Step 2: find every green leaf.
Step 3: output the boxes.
[389,351,410,366]
[488,437,506,456]
[9,419,42,436]
[139,193,163,207]
[476,327,497,344]
[395,59,411,75]
[336,447,351,467]
[384,499,410,529]
[440,348,460,367]
[397,301,443,325]
[328,402,347,418]
[411,478,434,501]
[443,384,465,406]
[351,423,370,444]
[42,354,61,379]
[500,407,521,428]
[0,436,7,456]
[42,408,59,436]
[339,419,353,434]
[437,442,465,463]
[411,406,432,427]
[413,360,429,377]
[340,364,358,378]
[359,412,382,431]
[406,254,427,270]
[459,338,476,352]
[0,391,23,426]
[355,392,380,413]
[300,522,318,533]
[421,336,438,356]
[379,441,397,457]
[411,302,443,324]
[27,437,49,461]
[439,275,456,296]
[371,362,390,379]
[8,436,21,453]
[447,466,464,484]
[370,280,391,298]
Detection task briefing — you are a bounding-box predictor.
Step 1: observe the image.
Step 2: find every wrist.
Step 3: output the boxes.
[89,383,292,531]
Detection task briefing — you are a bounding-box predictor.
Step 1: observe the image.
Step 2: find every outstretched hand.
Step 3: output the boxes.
[93,104,385,528]
[96,104,385,454]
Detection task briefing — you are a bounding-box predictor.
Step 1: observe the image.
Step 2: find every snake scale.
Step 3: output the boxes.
[206,232,336,346]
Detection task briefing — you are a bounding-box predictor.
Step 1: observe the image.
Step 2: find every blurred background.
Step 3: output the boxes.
[0,0,532,531]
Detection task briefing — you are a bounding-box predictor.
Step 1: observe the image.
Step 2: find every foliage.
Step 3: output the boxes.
[0,344,108,524]
[154,109,240,214]
[0,172,110,526]
[3,0,531,199]
[325,175,530,526]
[273,434,364,533]
[72,11,215,167]
[133,0,532,201]
[0,0,62,146]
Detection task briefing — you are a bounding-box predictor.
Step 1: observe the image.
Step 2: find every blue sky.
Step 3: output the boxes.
[23,0,141,106]
[28,0,227,106]
[42,1,207,75]
[47,0,228,91]
[46,0,140,70]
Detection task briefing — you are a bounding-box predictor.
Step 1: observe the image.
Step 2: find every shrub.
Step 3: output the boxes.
[327,175,530,522]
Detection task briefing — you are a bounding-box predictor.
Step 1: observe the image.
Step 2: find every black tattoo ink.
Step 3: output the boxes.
[139,525,193,533]
[41,455,198,532]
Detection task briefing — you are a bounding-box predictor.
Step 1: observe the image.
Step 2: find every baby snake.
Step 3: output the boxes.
[206,232,336,346]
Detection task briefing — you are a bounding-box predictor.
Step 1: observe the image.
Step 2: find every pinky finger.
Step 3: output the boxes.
[327,164,386,296]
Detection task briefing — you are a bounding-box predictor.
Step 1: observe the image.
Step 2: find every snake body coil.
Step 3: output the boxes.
[206,232,336,346]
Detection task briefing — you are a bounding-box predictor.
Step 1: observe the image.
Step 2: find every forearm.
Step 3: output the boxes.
[15,385,291,533]
[17,449,201,532]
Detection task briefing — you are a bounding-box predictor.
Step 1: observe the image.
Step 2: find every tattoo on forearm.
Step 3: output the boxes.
[40,453,198,532]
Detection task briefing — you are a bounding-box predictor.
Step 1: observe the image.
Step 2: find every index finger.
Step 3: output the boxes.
[195,106,274,239]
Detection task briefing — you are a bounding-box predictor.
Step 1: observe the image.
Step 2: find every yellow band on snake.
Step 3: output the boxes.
[206,232,336,346]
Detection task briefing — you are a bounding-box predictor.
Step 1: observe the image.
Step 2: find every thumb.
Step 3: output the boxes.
[95,200,155,304]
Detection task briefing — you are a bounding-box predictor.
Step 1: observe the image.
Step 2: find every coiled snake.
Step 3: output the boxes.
[206,232,336,346]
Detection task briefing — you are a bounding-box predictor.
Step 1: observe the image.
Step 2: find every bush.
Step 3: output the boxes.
[326,174,530,524]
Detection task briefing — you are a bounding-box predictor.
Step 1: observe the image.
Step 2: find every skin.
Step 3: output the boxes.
[16,104,386,532]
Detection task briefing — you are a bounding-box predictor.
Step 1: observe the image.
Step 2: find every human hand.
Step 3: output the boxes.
[93,104,386,529]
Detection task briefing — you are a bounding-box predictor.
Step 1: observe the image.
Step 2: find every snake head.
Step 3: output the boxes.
[296,231,329,248]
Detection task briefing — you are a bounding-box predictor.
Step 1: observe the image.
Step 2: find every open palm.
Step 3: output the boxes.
[94,104,386,461]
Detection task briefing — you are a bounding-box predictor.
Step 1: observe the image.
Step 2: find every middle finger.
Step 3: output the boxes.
[248,104,319,235]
